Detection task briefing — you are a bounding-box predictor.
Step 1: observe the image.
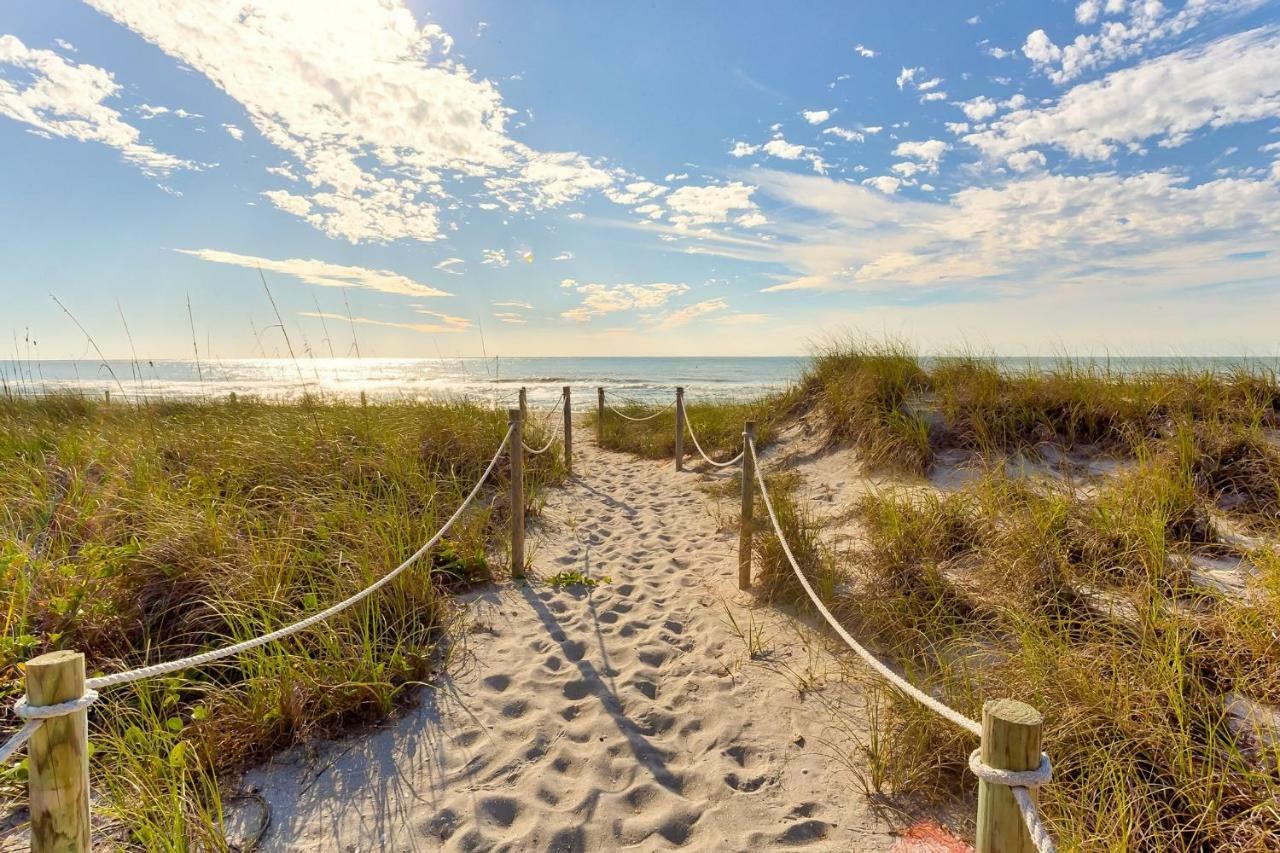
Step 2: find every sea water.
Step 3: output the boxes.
[3,355,1275,409]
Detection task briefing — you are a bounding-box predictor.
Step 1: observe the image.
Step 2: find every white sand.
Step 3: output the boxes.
[225,428,965,851]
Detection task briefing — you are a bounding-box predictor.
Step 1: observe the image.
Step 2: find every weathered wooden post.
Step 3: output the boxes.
[508,408,525,579]
[518,387,527,423]
[103,390,109,405]
[596,387,605,443]
[674,387,685,471]
[739,421,756,591]
[563,385,573,473]
[976,699,1043,853]
[27,650,91,853]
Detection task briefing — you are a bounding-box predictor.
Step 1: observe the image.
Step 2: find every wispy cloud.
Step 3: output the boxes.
[176,248,451,297]
[302,310,468,334]
[84,0,617,242]
[0,35,198,178]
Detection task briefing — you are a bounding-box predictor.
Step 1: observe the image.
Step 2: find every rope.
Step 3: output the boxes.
[747,439,981,736]
[523,393,564,455]
[746,437,1056,853]
[605,399,675,422]
[969,751,1057,853]
[0,690,101,765]
[681,401,744,468]
[85,426,514,691]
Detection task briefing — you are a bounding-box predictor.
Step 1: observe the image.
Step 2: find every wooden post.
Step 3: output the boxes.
[103,390,109,405]
[518,387,527,423]
[976,699,1043,853]
[508,408,525,578]
[27,650,91,853]
[563,385,573,473]
[674,387,685,471]
[739,421,756,591]
[596,387,605,443]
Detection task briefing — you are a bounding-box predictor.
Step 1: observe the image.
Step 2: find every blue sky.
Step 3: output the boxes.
[2,0,1279,358]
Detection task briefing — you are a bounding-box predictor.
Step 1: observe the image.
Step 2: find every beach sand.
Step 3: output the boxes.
[225,424,967,851]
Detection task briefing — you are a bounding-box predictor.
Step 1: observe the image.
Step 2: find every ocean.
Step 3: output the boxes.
[2,355,1275,409]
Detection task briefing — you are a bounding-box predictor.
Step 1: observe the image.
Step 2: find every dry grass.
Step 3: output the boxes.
[0,393,562,846]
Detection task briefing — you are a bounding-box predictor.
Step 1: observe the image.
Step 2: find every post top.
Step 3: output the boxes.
[508,407,521,421]
[676,386,684,394]
[983,698,1042,726]
[27,649,84,669]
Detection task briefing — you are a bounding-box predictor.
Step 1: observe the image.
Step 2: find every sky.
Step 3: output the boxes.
[2,0,1279,360]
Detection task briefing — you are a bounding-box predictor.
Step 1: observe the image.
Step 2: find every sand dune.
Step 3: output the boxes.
[226,429,960,851]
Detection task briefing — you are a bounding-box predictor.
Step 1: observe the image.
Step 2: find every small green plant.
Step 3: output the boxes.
[544,570,611,587]
[721,601,771,660]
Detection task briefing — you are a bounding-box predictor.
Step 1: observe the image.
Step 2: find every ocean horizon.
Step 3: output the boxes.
[3,354,1279,408]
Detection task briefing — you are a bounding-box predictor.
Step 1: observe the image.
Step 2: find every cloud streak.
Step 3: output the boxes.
[176,248,451,297]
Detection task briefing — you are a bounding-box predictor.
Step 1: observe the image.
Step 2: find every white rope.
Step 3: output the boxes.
[681,401,744,468]
[747,437,1056,853]
[0,690,102,765]
[969,751,1057,853]
[85,426,514,691]
[605,399,675,422]
[523,393,564,455]
[747,439,982,737]
[0,721,39,765]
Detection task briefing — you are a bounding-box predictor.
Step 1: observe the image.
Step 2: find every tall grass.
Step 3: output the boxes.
[588,394,786,462]
[0,393,562,845]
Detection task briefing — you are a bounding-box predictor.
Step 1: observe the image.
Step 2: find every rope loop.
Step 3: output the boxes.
[14,689,101,721]
[968,749,1052,789]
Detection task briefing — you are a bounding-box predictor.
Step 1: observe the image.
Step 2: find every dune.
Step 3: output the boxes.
[224,421,964,851]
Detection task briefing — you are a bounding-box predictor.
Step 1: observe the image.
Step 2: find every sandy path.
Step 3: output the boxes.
[229,430,919,851]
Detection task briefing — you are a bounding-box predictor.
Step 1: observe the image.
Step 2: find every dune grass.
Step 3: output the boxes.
[0,393,562,846]
[587,393,788,463]
[757,341,1280,849]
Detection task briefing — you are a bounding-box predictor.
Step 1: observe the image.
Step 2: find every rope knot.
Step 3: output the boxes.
[13,689,100,722]
[967,748,1052,789]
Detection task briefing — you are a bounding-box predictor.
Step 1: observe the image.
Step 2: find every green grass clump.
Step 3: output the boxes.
[0,393,562,845]
[799,339,1280,477]
[587,394,786,464]
[831,458,1280,850]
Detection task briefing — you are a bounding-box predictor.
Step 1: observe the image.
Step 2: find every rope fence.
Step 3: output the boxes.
[745,436,1057,853]
[1,419,526,849]
[2,384,1054,853]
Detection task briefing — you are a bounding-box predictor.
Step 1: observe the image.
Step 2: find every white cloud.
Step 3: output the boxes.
[763,138,806,159]
[661,298,728,327]
[1076,0,1102,25]
[986,46,1016,59]
[434,257,464,275]
[966,16,981,25]
[82,0,619,243]
[1026,0,1268,84]
[560,281,689,321]
[969,28,1280,162]
[303,309,467,334]
[679,168,1280,302]
[663,181,759,228]
[493,299,532,309]
[892,139,950,171]
[802,109,832,124]
[482,248,510,267]
[920,91,948,102]
[0,34,197,177]
[604,179,668,205]
[221,122,244,141]
[895,66,919,90]
[862,175,902,194]
[854,43,877,58]
[553,251,573,261]
[730,141,760,157]
[823,126,865,143]
[1006,150,1048,172]
[177,248,452,297]
[917,77,944,91]
[959,96,999,121]
[493,312,526,324]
